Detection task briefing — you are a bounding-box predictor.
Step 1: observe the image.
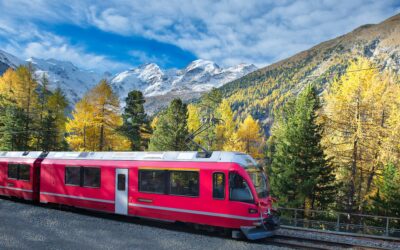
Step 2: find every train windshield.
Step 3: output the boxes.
[246,167,268,199]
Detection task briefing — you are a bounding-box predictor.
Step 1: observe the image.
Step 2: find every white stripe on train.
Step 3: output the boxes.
[38,192,261,221]
[128,203,260,221]
[0,185,33,193]
[40,192,115,204]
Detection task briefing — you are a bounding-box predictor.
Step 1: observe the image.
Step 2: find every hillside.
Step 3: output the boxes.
[215,13,400,132]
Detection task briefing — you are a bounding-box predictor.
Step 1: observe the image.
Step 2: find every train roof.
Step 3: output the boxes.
[0,151,45,159]
[0,151,258,167]
[45,151,258,167]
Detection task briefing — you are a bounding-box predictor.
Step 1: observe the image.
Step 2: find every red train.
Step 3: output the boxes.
[0,151,279,240]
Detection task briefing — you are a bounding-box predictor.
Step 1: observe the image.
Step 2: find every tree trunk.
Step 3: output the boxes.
[348,97,360,213]
[83,125,86,150]
[99,124,104,151]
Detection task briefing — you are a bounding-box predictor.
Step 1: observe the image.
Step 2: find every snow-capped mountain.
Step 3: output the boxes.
[0,50,104,104]
[111,59,257,102]
[27,57,104,104]
[0,50,24,74]
[110,59,256,112]
[0,50,256,112]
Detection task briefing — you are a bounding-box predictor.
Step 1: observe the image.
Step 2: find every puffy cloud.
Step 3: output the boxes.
[0,0,398,69]
[3,28,130,72]
[79,0,400,66]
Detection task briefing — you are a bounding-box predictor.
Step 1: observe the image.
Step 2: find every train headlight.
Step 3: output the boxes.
[248,208,258,214]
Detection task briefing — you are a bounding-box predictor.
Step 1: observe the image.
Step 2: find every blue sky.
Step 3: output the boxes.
[0,0,399,73]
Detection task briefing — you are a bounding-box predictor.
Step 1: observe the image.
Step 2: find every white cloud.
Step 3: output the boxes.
[0,0,398,69]
[88,6,132,35]
[3,29,130,72]
[128,50,172,67]
[82,0,398,67]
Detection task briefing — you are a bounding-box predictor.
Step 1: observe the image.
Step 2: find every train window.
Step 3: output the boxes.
[83,167,100,188]
[117,174,126,191]
[229,172,254,203]
[7,164,30,181]
[7,164,19,179]
[169,171,199,197]
[213,172,225,199]
[18,164,30,181]
[139,170,166,194]
[65,167,81,186]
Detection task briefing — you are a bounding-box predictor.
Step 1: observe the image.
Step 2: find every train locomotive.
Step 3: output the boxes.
[0,151,279,240]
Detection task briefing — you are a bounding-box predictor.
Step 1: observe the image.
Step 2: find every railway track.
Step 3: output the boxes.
[2,197,400,249]
[43,200,399,249]
[265,235,356,249]
[274,226,400,250]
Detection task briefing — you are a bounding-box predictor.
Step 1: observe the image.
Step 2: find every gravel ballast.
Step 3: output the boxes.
[277,227,400,250]
[0,198,288,250]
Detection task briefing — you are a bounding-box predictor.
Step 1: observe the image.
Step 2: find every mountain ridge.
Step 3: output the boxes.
[0,51,256,111]
[215,13,400,132]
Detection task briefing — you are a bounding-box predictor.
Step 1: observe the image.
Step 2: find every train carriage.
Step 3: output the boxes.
[0,151,46,201]
[1,151,279,240]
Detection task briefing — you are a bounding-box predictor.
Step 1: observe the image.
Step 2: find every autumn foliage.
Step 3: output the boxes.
[0,56,399,216]
[66,80,130,151]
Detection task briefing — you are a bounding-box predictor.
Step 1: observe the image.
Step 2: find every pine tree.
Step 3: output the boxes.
[34,73,51,150]
[270,84,336,210]
[38,111,59,151]
[119,90,150,151]
[149,99,188,151]
[0,96,28,150]
[15,64,39,149]
[198,88,222,150]
[369,163,400,217]
[47,87,69,150]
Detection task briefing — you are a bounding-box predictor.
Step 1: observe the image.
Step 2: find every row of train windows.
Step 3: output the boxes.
[6,165,248,201]
[63,167,225,199]
[7,164,30,181]
[139,170,201,197]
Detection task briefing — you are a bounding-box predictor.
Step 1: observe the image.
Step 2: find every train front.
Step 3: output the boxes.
[232,153,280,240]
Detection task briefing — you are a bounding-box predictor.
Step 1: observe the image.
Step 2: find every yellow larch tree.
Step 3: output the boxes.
[150,116,159,131]
[66,96,96,150]
[13,65,39,112]
[4,65,39,148]
[187,104,203,146]
[321,57,398,212]
[223,131,241,152]
[0,68,18,99]
[66,80,130,151]
[380,74,400,164]
[226,115,264,158]
[215,99,236,150]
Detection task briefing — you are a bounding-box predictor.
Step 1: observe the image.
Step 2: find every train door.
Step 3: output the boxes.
[115,169,128,215]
